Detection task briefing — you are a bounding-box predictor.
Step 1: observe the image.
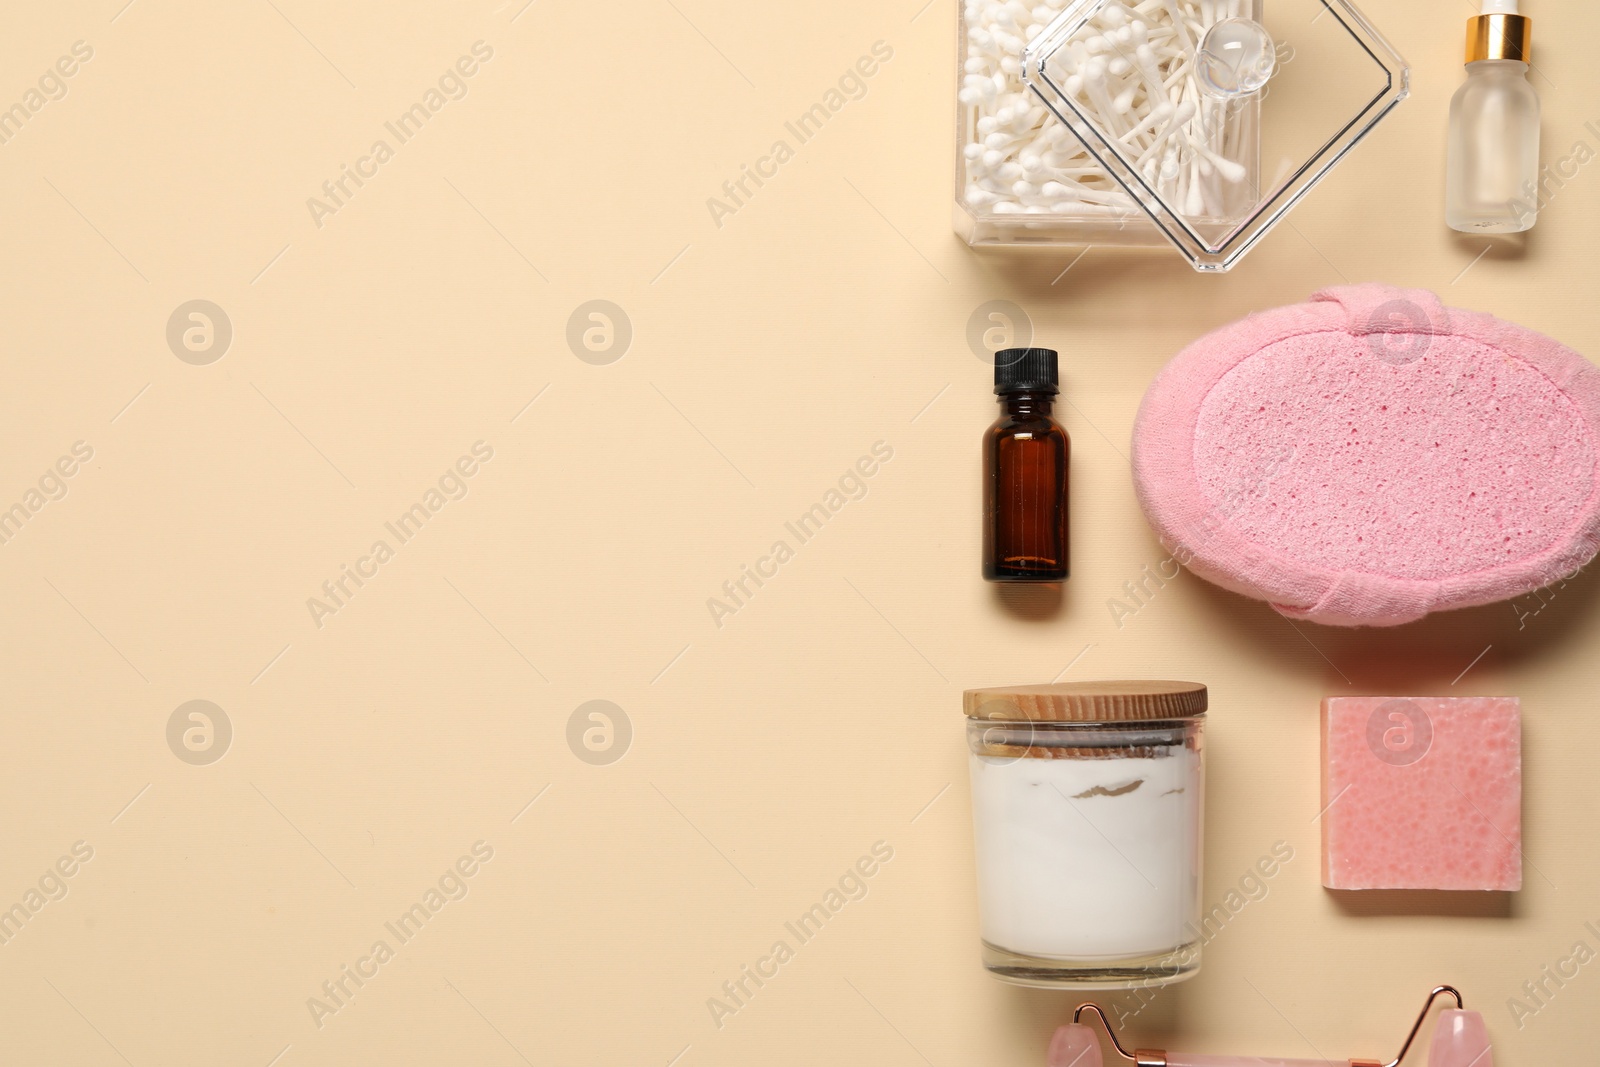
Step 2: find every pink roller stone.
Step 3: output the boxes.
[1428,1010,1495,1067]
[1047,1024,1102,1067]
[1322,697,1521,891]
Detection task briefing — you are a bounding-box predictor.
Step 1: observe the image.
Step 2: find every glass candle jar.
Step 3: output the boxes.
[964,681,1206,988]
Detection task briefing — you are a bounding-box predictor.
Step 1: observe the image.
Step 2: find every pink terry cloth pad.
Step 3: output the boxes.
[1321,696,1521,891]
[1132,284,1600,626]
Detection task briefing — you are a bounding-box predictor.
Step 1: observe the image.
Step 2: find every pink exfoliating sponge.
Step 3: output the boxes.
[1132,284,1600,626]
[1321,696,1521,891]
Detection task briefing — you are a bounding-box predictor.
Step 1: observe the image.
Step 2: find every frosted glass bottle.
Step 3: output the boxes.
[1445,2,1539,233]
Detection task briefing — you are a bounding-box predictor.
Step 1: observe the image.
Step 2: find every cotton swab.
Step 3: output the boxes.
[962,0,1258,224]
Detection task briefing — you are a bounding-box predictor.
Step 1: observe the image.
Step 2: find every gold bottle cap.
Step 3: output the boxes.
[1466,13,1531,63]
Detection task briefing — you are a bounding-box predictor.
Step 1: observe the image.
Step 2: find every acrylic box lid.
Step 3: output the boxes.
[1023,0,1409,271]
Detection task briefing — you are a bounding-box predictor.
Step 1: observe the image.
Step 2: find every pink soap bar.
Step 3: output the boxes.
[1321,696,1521,891]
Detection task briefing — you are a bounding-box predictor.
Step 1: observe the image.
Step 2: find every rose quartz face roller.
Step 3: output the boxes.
[1048,987,1492,1067]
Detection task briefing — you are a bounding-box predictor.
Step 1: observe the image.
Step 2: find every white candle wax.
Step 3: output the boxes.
[970,747,1202,959]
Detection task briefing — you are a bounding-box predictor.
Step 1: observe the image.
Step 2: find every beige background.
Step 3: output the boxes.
[0,0,1595,1064]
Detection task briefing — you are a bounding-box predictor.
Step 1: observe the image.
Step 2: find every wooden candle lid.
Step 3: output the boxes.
[963,680,1207,722]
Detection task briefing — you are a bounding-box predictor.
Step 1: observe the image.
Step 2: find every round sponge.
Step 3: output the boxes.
[1132,284,1600,626]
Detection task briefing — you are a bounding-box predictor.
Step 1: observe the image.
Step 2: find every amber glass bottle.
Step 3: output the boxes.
[983,348,1069,582]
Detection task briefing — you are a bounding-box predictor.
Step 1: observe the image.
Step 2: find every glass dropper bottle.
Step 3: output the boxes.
[982,347,1070,583]
[1446,0,1540,233]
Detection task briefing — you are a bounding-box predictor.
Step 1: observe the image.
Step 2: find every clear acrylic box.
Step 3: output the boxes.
[954,0,1409,270]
